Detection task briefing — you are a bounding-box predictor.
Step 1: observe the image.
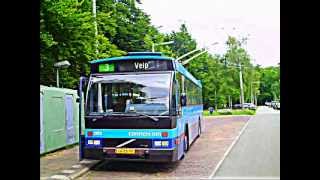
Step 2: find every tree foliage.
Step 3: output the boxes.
[40,0,279,108]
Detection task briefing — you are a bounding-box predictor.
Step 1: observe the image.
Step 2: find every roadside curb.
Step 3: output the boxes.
[43,159,102,180]
[68,160,103,179]
[205,115,254,118]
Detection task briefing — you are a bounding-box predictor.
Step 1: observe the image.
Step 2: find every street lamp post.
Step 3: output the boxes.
[152,41,174,52]
[251,81,260,104]
[238,63,245,109]
[92,0,98,54]
[54,60,71,88]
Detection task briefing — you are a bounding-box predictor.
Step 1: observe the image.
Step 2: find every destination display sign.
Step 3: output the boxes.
[91,60,174,73]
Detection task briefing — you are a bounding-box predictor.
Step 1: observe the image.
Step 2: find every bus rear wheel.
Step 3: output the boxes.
[198,120,202,137]
[184,129,189,152]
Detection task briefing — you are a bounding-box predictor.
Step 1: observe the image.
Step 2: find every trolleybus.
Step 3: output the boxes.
[78,52,203,162]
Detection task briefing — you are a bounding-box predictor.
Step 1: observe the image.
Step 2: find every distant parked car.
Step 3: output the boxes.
[233,103,256,110]
[265,101,271,106]
[233,104,240,109]
[233,104,242,109]
[243,103,256,110]
[271,101,277,108]
[271,101,280,109]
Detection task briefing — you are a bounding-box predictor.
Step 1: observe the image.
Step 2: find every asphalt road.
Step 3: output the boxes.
[78,116,250,179]
[213,106,280,179]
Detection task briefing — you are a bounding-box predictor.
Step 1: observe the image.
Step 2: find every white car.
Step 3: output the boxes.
[243,103,256,110]
[265,102,271,106]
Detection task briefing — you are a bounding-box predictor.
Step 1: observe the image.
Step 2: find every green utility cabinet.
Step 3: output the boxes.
[40,85,80,154]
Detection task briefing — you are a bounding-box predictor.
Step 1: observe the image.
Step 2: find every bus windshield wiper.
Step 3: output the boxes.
[129,111,159,122]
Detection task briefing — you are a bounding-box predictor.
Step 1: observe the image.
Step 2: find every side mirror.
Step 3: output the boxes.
[180,93,187,106]
[76,97,80,103]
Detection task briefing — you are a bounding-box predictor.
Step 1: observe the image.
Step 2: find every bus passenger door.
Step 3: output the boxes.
[174,75,184,159]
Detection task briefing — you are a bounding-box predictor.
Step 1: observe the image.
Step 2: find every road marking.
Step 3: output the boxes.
[206,177,280,180]
[50,174,70,180]
[79,160,92,164]
[61,170,75,174]
[208,116,252,179]
[72,165,82,169]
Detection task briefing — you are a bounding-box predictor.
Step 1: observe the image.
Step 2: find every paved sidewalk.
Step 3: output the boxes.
[40,145,100,180]
[213,106,280,179]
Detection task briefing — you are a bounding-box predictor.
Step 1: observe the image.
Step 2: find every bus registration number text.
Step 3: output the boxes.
[115,148,135,154]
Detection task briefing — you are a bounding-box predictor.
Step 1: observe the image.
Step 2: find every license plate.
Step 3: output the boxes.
[115,148,135,154]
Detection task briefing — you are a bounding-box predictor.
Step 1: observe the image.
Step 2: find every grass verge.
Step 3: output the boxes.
[203,109,256,116]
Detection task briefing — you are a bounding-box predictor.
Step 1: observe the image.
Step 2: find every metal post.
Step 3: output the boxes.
[250,82,253,104]
[215,89,217,110]
[239,64,244,109]
[255,92,257,106]
[78,77,85,161]
[92,0,98,54]
[97,83,103,113]
[56,69,59,88]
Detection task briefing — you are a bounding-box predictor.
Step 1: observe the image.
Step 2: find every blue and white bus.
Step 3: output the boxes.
[79,52,203,162]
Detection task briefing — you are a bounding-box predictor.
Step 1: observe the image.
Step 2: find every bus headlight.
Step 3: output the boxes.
[88,140,93,145]
[154,141,162,147]
[161,141,169,147]
[93,140,100,145]
[153,140,170,148]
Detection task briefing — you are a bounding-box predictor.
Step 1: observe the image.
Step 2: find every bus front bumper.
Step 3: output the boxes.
[83,147,179,162]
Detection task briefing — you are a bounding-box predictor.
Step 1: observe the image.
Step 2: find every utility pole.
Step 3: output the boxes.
[254,91,257,106]
[239,63,245,109]
[56,69,59,88]
[92,0,98,54]
[250,81,253,104]
[251,81,260,105]
[224,61,245,109]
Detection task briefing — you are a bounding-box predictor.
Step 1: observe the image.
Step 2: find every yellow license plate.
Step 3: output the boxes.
[115,148,135,154]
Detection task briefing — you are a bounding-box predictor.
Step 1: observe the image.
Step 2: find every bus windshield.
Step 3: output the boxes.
[86,73,171,116]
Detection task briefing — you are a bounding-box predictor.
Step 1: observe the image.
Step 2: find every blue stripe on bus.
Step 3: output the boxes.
[85,128,178,139]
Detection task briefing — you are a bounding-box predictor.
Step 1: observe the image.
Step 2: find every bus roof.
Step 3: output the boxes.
[89,52,201,87]
[174,62,202,88]
[90,52,173,64]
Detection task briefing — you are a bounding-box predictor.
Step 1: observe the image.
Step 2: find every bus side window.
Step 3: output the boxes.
[171,80,177,114]
[175,72,183,111]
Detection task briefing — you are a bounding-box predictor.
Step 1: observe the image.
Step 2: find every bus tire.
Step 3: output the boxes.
[184,126,189,152]
[198,119,201,137]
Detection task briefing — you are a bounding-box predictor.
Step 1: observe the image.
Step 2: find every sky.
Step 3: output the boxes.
[138,0,280,67]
